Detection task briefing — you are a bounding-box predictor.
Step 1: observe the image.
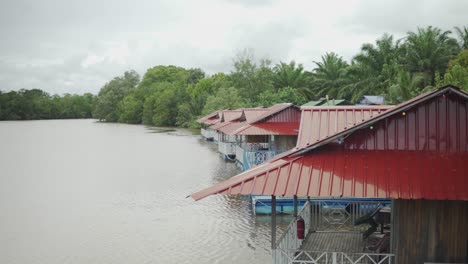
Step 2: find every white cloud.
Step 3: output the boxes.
[0,0,466,95]
[81,54,105,68]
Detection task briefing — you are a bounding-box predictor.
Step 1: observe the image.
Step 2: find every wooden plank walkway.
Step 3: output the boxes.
[300,231,365,253]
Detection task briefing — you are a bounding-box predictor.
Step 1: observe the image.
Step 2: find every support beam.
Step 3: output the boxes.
[293,195,298,217]
[271,195,276,250]
[307,196,313,231]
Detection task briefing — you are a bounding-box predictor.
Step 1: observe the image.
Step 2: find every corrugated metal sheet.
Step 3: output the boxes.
[205,118,221,125]
[222,110,243,122]
[296,106,392,148]
[234,122,299,135]
[242,108,270,122]
[217,121,246,134]
[210,121,235,131]
[267,106,301,122]
[225,104,301,136]
[191,85,468,201]
[344,93,467,151]
[208,108,267,129]
[191,147,467,200]
[248,103,295,123]
[197,111,220,125]
[214,108,269,133]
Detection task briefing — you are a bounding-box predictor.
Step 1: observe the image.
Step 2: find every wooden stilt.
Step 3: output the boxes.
[293,195,298,217]
[271,195,276,250]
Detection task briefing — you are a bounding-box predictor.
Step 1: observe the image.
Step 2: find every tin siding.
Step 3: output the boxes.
[266,107,301,123]
[345,93,468,151]
[392,199,468,264]
[296,107,390,148]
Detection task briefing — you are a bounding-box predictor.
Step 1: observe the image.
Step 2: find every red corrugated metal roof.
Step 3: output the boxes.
[296,106,392,148]
[205,118,221,125]
[295,85,468,155]
[210,108,268,134]
[197,111,220,124]
[223,104,300,135]
[217,121,247,134]
[222,110,243,122]
[211,105,300,135]
[233,122,299,135]
[191,85,468,201]
[242,108,270,122]
[248,103,296,124]
[191,146,467,200]
[210,121,234,131]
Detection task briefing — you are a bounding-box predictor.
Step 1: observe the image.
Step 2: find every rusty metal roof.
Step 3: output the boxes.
[212,104,301,135]
[217,121,247,134]
[197,111,220,125]
[241,108,270,122]
[210,121,234,131]
[224,104,300,136]
[213,108,268,132]
[233,122,299,135]
[221,110,243,122]
[248,103,297,124]
[191,85,468,201]
[296,106,392,148]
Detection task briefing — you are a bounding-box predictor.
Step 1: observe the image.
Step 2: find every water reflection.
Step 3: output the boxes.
[0,120,289,264]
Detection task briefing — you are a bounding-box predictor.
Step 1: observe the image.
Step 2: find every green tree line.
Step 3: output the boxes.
[0,89,94,120]
[2,26,467,125]
[95,26,467,127]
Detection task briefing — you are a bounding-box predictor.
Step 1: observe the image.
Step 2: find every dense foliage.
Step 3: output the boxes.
[2,26,467,125]
[0,89,94,120]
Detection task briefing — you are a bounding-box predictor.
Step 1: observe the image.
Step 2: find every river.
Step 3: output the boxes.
[0,119,291,264]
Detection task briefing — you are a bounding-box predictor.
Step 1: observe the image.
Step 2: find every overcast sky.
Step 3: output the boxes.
[0,0,467,95]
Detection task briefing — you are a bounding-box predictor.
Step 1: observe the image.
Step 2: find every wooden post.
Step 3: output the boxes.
[390,199,394,255]
[271,195,276,250]
[293,195,298,217]
[307,196,313,231]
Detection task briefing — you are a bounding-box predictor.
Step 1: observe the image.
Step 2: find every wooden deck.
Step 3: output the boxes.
[301,231,366,253]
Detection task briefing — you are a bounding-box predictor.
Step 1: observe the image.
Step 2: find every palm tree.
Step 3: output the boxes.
[401,26,460,85]
[342,34,401,102]
[309,52,350,99]
[272,61,306,90]
[454,26,468,49]
[353,34,399,74]
[387,70,426,104]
